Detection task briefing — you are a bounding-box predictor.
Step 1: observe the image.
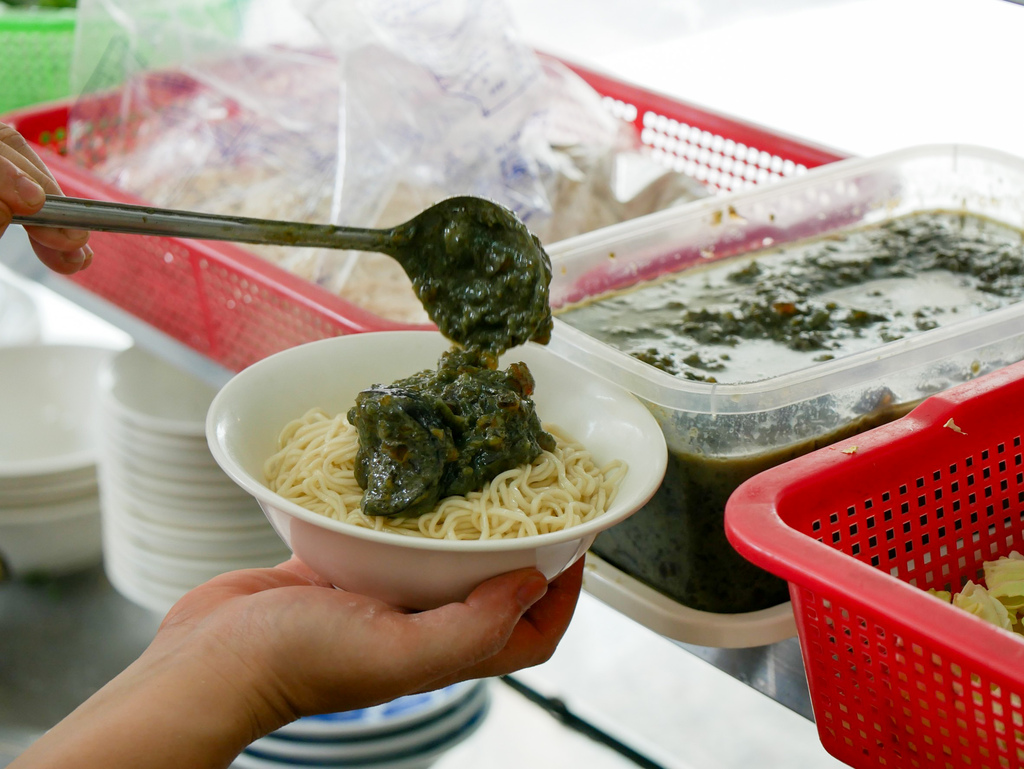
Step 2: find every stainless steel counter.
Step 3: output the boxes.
[0,568,160,766]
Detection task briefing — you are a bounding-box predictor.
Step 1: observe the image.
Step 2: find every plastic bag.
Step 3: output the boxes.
[67,0,706,323]
[67,0,341,281]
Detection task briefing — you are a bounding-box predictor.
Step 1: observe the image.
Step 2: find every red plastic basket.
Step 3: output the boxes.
[725,360,1024,769]
[3,57,846,373]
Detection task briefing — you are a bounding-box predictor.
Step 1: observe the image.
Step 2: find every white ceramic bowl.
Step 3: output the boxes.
[110,537,286,583]
[0,469,97,507]
[102,415,216,459]
[0,277,41,346]
[0,497,102,576]
[100,479,268,529]
[103,552,190,614]
[100,463,264,512]
[110,449,233,485]
[109,504,283,558]
[0,490,101,521]
[0,344,113,477]
[100,346,218,436]
[107,465,252,501]
[207,331,667,610]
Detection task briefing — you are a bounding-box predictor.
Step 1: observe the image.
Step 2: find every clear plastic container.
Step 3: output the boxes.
[547,144,1024,626]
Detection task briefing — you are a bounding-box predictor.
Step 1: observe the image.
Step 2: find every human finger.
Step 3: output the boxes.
[279,566,551,710]
[21,221,92,275]
[0,122,92,274]
[152,560,572,724]
[24,220,90,251]
[273,555,337,587]
[0,122,62,193]
[27,240,93,275]
[407,566,552,672]
[0,154,47,225]
[416,558,584,690]
[0,156,84,273]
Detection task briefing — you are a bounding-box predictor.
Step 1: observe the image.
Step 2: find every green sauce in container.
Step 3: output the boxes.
[557,210,1024,613]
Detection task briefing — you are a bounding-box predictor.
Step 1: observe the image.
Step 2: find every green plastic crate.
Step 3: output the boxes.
[0,7,76,114]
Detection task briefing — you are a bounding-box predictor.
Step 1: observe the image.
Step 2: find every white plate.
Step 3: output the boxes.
[233,692,489,769]
[248,682,489,762]
[100,459,253,502]
[100,464,261,512]
[105,520,287,585]
[103,431,222,471]
[274,680,481,740]
[0,492,100,523]
[101,441,234,485]
[0,463,96,493]
[108,502,283,558]
[100,346,218,437]
[0,476,98,508]
[100,479,268,529]
[100,410,215,457]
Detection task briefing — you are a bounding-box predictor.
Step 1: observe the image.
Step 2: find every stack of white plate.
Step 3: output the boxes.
[235,680,491,769]
[0,276,41,346]
[96,346,290,613]
[0,344,113,578]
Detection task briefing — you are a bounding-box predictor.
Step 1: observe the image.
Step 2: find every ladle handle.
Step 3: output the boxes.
[12,195,390,252]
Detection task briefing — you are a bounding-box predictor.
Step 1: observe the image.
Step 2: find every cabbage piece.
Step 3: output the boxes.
[983,551,1024,615]
[927,588,953,603]
[952,581,1014,631]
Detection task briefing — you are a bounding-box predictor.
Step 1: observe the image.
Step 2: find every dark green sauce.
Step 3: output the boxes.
[559,212,1024,383]
[398,197,554,356]
[592,397,913,613]
[350,199,557,517]
[558,210,1024,613]
[350,348,555,518]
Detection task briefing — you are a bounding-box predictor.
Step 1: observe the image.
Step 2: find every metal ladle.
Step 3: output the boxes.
[14,194,553,354]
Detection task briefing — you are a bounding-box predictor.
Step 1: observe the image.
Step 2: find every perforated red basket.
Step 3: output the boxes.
[725,360,1024,769]
[2,57,845,373]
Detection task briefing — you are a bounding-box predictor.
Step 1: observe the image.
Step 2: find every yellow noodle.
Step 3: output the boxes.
[263,409,627,540]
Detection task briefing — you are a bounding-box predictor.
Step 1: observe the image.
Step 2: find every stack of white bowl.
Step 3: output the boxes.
[96,346,290,614]
[0,344,113,578]
[235,680,491,769]
[0,277,41,346]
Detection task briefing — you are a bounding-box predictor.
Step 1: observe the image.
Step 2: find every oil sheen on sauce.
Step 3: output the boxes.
[558,211,1024,384]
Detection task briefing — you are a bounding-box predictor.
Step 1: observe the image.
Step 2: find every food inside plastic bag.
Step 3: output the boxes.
[67,0,708,324]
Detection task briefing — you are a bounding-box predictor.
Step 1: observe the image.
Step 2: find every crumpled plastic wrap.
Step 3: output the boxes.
[68,0,708,323]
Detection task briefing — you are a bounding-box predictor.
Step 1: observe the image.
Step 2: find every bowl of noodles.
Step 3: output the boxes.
[206,330,667,609]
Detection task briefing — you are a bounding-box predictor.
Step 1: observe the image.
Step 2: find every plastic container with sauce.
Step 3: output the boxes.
[546,144,1024,646]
